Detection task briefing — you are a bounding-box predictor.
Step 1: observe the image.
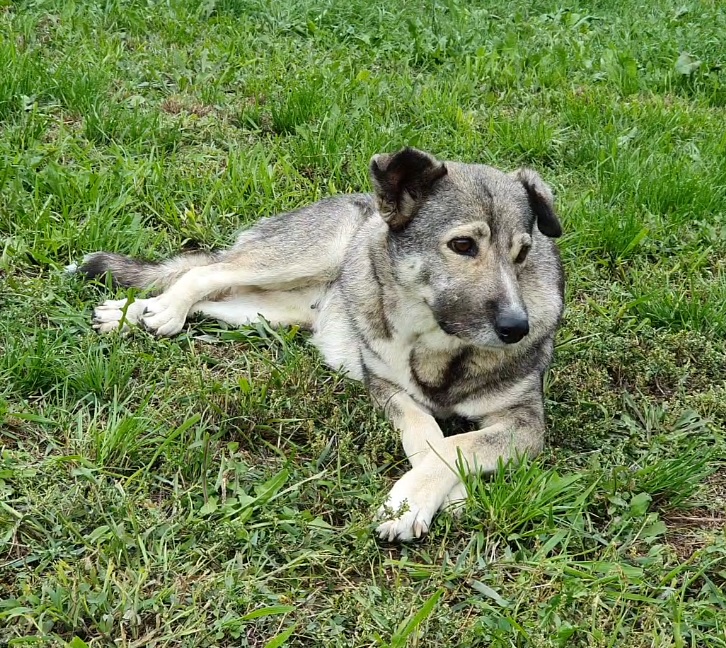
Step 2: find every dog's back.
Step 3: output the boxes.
[75,194,377,293]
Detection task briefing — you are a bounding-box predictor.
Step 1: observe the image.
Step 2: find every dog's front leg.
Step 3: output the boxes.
[376,410,544,542]
[369,379,459,540]
[368,379,445,469]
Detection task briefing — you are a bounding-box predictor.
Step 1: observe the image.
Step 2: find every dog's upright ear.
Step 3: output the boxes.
[516,168,562,238]
[370,147,448,231]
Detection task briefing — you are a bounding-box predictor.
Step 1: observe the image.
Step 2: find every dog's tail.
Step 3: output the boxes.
[67,250,218,292]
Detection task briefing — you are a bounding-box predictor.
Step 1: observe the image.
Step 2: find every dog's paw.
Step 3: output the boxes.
[376,470,443,542]
[376,508,432,542]
[92,298,149,334]
[140,297,187,337]
[440,480,468,516]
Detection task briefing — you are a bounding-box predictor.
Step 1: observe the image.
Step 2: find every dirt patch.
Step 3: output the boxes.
[665,507,725,560]
[161,96,215,117]
[705,466,726,504]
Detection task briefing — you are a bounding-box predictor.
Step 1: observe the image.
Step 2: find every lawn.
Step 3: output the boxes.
[1,0,725,645]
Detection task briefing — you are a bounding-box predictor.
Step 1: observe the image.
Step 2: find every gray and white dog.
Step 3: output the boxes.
[74,148,564,542]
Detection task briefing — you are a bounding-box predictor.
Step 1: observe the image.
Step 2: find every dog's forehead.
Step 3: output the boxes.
[440,162,531,229]
[445,162,526,205]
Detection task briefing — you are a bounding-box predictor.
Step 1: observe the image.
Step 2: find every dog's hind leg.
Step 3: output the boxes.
[190,286,322,328]
[93,287,322,333]
[139,251,337,336]
[139,201,363,335]
[86,248,335,336]
[82,196,368,336]
[138,200,366,336]
[92,297,157,333]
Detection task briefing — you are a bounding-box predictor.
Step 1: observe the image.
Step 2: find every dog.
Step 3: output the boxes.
[70,147,565,541]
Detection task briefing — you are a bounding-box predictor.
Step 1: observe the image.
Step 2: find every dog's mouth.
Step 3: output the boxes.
[435,317,517,350]
[425,298,461,337]
[435,318,459,337]
[431,304,507,347]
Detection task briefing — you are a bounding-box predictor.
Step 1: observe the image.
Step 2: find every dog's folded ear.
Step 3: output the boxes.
[370,148,448,231]
[516,169,562,238]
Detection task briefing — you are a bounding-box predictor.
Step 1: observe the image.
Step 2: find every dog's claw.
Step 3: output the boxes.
[376,511,431,542]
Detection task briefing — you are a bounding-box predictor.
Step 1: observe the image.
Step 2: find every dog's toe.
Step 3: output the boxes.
[135,297,185,337]
[92,315,129,334]
[141,314,183,336]
[141,311,185,336]
[92,306,124,332]
[412,516,430,538]
[375,466,447,542]
[376,510,431,542]
[376,494,435,542]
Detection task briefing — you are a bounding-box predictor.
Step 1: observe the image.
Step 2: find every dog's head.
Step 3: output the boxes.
[370,147,562,348]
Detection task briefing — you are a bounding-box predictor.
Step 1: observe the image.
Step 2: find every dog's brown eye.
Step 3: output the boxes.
[448,237,477,256]
[514,246,530,264]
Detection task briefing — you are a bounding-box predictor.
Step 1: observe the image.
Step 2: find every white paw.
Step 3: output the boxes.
[92,298,150,333]
[140,296,187,337]
[376,470,444,542]
[377,509,432,542]
[440,480,468,516]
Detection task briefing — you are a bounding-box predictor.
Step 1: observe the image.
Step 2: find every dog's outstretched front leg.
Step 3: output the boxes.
[369,379,445,469]
[369,379,461,540]
[376,407,544,542]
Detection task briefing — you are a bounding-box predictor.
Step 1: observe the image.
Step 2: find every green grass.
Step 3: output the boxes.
[1,0,725,645]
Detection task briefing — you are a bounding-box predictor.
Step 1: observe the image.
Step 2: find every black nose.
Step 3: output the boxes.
[494,310,529,344]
